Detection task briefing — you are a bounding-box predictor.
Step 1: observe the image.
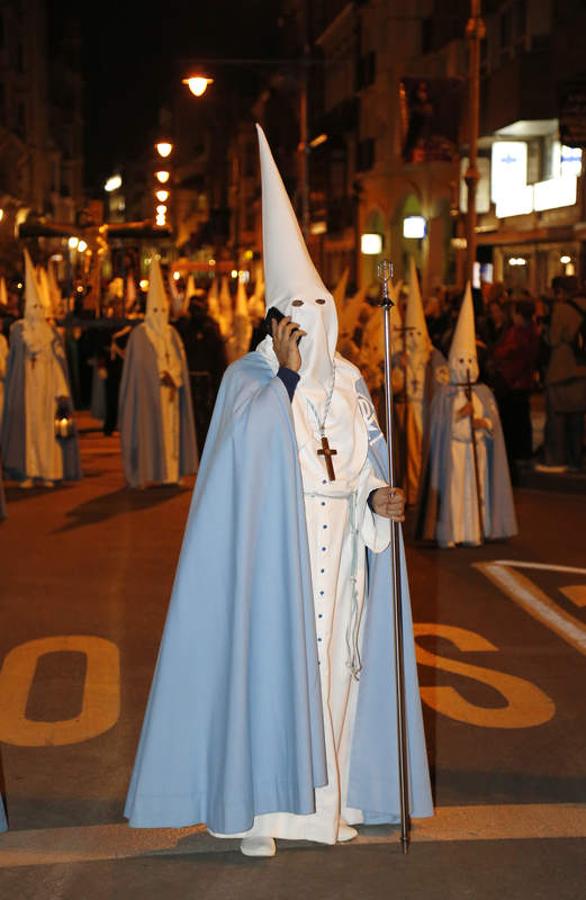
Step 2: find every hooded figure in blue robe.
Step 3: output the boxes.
[125,125,433,856]
[118,258,198,488]
[1,252,81,487]
[416,283,517,547]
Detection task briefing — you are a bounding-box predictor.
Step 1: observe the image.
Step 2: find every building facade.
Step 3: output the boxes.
[0,0,84,271]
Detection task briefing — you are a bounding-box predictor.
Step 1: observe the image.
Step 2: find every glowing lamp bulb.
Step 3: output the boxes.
[155,141,173,158]
[182,76,214,98]
[155,170,170,184]
[155,189,169,202]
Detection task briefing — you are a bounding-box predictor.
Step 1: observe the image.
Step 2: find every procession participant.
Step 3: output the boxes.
[218,275,233,339]
[175,293,227,450]
[0,327,7,423]
[395,258,446,505]
[118,257,197,488]
[416,283,517,548]
[229,276,252,361]
[124,124,432,857]
[1,252,81,489]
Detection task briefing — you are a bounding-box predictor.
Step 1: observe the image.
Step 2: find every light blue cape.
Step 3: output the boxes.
[118,324,198,487]
[125,352,433,832]
[0,321,81,482]
[415,382,518,543]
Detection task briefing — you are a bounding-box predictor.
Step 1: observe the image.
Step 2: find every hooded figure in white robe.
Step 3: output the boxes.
[124,125,432,856]
[416,283,517,546]
[118,258,198,488]
[1,252,81,487]
[218,275,233,340]
[395,259,446,504]
[229,276,252,360]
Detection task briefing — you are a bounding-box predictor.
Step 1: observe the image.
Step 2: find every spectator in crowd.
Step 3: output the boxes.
[538,276,586,473]
[175,293,227,451]
[490,300,539,482]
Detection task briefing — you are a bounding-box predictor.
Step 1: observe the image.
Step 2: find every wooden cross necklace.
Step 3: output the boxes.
[308,363,337,481]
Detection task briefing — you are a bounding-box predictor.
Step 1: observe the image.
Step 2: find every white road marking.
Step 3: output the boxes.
[475,561,586,657]
[0,805,585,867]
[491,560,586,576]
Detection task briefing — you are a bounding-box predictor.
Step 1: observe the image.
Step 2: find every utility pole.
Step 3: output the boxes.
[464,0,486,283]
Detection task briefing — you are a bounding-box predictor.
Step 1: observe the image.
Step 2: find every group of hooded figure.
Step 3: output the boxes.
[0,125,518,845]
[335,257,517,549]
[123,124,518,859]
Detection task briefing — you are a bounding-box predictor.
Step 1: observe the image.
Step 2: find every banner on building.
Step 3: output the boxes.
[400,77,462,163]
[559,79,586,149]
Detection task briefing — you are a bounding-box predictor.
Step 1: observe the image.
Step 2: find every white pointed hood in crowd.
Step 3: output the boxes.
[405,257,431,358]
[256,123,337,402]
[449,282,478,384]
[23,250,53,353]
[145,257,170,338]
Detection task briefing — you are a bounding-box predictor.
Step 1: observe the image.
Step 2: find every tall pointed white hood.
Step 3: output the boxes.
[449,282,478,384]
[145,257,169,338]
[23,250,53,353]
[207,276,221,323]
[405,257,431,365]
[256,123,337,400]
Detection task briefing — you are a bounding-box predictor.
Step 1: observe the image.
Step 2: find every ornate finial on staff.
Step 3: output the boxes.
[376,259,394,306]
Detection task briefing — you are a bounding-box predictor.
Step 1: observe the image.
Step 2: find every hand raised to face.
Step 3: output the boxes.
[271,316,307,373]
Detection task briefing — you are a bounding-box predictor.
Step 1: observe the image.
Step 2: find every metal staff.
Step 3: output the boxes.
[464,367,485,543]
[377,259,410,855]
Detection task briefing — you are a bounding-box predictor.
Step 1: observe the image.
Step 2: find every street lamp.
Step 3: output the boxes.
[182,75,214,98]
[155,189,170,203]
[104,174,122,192]
[155,141,174,159]
[155,170,170,184]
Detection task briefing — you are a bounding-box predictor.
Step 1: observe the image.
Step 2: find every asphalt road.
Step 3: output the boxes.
[1,419,585,898]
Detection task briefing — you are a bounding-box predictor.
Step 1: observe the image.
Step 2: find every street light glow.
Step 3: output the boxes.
[361,233,383,255]
[182,75,214,98]
[403,216,427,239]
[156,204,167,216]
[104,174,122,192]
[68,237,79,249]
[155,141,174,159]
[155,170,170,184]
[155,189,170,202]
[77,240,88,252]
[309,133,328,149]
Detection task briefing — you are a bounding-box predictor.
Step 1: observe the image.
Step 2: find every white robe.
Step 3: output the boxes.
[213,359,391,844]
[445,387,492,547]
[24,336,69,481]
[145,323,183,485]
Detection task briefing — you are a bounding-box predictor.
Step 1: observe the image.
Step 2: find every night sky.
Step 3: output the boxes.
[72,0,285,193]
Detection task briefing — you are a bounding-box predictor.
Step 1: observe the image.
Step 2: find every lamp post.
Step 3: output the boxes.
[464,0,486,283]
[182,53,315,241]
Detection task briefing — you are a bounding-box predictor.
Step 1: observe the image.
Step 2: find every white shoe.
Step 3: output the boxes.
[240,837,276,858]
[19,478,34,489]
[337,821,358,842]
